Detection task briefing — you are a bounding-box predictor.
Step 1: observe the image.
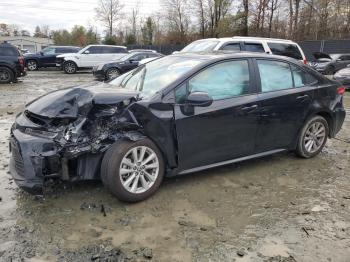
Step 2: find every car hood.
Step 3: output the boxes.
[313,52,332,60]
[56,53,77,58]
[25,82,140,119]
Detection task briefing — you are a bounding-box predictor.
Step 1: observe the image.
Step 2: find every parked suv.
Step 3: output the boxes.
[56,45,128,74]
[0,42,26,84]
[24,46,80,71]
[179,36,307,64]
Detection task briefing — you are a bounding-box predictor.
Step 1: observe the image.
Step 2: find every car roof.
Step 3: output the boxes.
[171,51,299,63]
[51,46,80,48]
[87,44,126,48]
[193,36,297,44]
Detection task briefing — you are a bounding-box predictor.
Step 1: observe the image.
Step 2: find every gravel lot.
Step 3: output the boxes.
[0,70,350,262]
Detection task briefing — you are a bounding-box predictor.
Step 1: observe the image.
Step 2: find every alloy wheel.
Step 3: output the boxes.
[303,121,326,153]
[0,70,10,82]
[64,62,76,73]
[27,61,37,71]
[119,146,159,194]
[106,68,120,80]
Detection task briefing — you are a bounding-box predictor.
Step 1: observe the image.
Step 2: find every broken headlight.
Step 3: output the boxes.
[25,128,58,139]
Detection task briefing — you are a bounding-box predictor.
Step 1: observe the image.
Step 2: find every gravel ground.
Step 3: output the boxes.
[0,70,350,262]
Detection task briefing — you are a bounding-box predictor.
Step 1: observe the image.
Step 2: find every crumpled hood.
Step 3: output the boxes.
[25,82,139,119]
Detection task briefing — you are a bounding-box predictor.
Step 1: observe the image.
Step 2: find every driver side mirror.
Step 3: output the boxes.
[83,50,90,54]
[185,91,213,107]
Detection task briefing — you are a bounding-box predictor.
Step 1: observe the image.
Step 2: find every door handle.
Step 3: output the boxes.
[296,94,309,100]
[241,105,258,111]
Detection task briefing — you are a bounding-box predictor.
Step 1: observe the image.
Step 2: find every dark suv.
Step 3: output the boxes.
[24,46,80,71]
[0,42,26,84]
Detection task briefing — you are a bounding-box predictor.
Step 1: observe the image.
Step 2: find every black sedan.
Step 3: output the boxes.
[9,52,346,202]
[309,52,350,75]
[334,65,350,90]
[93,51,162,81]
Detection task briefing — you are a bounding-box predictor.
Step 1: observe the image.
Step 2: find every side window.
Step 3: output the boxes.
[267,43,302,60]
[257,60,293,92]
[175,83,187,103]
[110,47,127,53]
[0,47,19,56]
[42,47,55,55]
[187,60,250,100]
[132,54,148,61]
[339,55,350,61]
[244,43,265,53]
[291,65,318,87]
[220,43,241,51]
[86,46,101,54]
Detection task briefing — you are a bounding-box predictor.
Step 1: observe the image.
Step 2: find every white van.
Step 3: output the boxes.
[178,36,307,64]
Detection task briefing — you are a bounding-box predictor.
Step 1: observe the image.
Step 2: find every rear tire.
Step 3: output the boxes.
[324,66,334,75]
[26,60,38,71]
[296,116,329,158]
[63,61,77,74]
[0,67,14,84]
[101,138,164,202]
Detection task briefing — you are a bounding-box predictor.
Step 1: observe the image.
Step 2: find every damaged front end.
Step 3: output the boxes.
[9,83,142,195]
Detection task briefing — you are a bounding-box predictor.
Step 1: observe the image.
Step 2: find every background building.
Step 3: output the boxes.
[0,36,53,53]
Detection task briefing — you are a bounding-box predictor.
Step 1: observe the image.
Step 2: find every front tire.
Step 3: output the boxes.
[101,138,164,202]
[63,61,77,74]
[26,60,38,71]
[296,116,329,158]
[0,67,15,84]
[105,68,120,80]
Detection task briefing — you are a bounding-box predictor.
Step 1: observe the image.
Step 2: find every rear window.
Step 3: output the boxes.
[0,46,19,56]
[267,43,303,60]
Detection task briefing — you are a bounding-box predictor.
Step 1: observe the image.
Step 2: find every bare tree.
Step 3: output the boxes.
[95,0,124,37]
[242,0,249,36]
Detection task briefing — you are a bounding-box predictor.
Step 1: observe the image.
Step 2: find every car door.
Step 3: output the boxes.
[174,59,259,172]
[40,47,56,67]
[80,46,102,67]
[254,59,317,152]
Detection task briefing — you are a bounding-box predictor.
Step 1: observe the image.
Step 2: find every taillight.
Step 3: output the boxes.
[303,59,307,65]
[337,86,345,95]
[18,57,24,67]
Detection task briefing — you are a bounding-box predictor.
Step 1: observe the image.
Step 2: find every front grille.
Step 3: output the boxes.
[11,139,25,177]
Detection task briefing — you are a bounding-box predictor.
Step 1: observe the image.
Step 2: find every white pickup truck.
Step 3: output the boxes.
[56,44,128,74]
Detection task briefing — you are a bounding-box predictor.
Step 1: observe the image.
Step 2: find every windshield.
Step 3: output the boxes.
[181,40,219,52]
[119,53,137,61]
[109,56,203,98]
[330,54,340,60]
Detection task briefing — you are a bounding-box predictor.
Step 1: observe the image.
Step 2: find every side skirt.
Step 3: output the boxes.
[177,149,286,176]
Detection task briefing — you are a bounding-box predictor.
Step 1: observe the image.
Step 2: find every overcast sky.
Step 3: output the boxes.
[0,0,161,34]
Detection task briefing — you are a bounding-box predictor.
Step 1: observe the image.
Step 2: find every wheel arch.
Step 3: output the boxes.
[315,111,334,137]
[114,131,170,170]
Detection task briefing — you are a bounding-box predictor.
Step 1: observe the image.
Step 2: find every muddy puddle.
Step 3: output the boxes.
[1,71,350,261]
